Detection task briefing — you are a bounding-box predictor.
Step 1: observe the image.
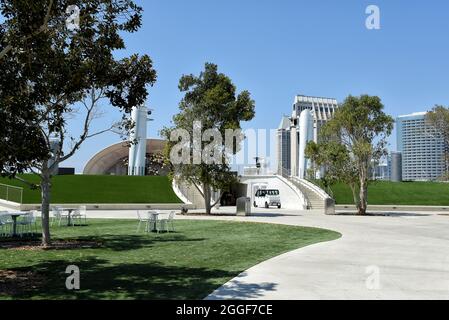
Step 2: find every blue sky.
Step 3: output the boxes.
[58,0,449,172]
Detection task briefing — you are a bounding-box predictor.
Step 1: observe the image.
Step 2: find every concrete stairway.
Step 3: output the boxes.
[288,177,335,214]
[291,180,324,210]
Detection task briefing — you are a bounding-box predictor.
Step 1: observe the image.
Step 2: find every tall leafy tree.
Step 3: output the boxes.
[306,95,394,215]
[426,105,449,180]
[305,141,359,204]
[0,0,157,246]
[162,63,255,214]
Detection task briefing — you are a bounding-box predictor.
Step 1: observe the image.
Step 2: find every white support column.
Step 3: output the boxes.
[298,109,314,179]
[128,106,149,176]
[290,123,298,177]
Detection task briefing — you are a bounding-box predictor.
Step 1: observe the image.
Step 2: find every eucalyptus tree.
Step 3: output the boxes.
[306,95,394,215]
[426,106,449,180]
[162,63,255,214]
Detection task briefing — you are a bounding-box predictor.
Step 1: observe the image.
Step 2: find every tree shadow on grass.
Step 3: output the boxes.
[72,234,206,252]
[3,257,272,300]
[1,234,206,251]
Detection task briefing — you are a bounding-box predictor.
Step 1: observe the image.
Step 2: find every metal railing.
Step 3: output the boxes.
[0,183,24,204]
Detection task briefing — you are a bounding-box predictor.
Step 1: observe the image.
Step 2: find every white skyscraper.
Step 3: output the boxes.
[397,112,446,181]
[277,95,339,178]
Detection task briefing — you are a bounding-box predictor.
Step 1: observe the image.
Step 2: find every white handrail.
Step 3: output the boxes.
[291,177,332,200]
[0,183,23,204]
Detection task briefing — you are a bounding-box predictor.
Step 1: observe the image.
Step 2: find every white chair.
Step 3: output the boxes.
[158,211,176,233]
[17,212,37,236]
[0,212,13,237]
[51,207,68,226]
[72,206,87,225]
[136,210,150,233]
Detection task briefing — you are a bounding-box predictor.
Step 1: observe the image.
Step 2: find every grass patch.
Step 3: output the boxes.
[0,219,340,300]
[323,181,449,206]
[0,175,182,204]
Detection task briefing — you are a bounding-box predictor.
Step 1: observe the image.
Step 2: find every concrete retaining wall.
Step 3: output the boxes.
[0,199,195,212]
[336,204,449,212]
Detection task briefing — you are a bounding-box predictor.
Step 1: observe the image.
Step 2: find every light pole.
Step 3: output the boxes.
[254,156,264,175]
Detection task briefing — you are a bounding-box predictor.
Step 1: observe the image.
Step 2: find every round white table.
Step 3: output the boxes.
[8,212,29,237]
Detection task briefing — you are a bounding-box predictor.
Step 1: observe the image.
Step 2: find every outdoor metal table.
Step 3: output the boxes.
[62,208,78,226]
[148,212,159,232]
[9,212,29,237]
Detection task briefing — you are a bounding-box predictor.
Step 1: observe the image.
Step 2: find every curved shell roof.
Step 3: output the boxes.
[83,139,166,175]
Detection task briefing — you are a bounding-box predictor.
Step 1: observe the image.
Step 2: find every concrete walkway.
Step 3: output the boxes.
[84,207,449,300]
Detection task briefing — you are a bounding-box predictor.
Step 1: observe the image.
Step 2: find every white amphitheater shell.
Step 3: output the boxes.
[83,139,166,176]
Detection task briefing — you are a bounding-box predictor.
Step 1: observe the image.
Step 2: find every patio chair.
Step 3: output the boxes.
[72,206,87,225]
[0,212,13,237]
[158,211,176,233]
[17,212,37,236]
[136,210,150,233]
[51,207,68,226]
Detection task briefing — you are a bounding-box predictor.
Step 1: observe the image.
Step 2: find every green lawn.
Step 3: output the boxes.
[0,175,182,204]
[324,181,449,206]
[0,219,340,300]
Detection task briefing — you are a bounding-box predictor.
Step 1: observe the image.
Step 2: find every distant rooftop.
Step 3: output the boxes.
[278,115,291,130]
[397,111,428,118]
[294,94,338,105]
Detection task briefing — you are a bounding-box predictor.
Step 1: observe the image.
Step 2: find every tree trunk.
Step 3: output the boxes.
[349,184,359,210]
[444,149,449,180]
[40,165,52,246]
[358,178,368,215]
[203,183,212,215]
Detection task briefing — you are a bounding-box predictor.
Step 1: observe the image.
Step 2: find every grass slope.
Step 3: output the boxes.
[327,181,449,206]
[0,219,341,300]
[0,175,182,204]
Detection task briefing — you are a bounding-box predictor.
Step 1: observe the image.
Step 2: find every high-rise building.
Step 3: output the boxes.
[292,95,339,144]
[277,116,291,175]
[277,95,339,178]
[397,112,446,181]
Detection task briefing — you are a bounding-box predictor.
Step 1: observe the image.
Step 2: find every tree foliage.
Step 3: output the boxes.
[426,105,449,180]
[0,0,157,245]
[162,63,255,214]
